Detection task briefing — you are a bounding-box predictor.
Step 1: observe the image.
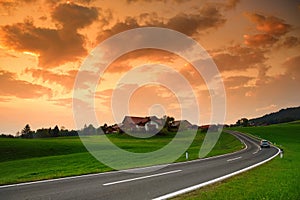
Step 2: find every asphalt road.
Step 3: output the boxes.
[0,131,279,200]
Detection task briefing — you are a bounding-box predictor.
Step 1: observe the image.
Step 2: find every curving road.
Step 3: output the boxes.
[0,131,279,200]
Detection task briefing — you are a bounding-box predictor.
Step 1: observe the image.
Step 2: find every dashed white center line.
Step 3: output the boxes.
[227,156,242,162]
[103,170,182,186]
[253,147,262,154]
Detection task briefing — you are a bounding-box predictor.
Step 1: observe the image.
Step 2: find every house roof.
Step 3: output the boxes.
[200,125,210,129]
[149,116,164,126]
[173,120,192,127]
[122,116,150,126]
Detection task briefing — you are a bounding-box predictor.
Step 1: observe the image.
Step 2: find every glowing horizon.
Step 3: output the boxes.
[0,0,299,134]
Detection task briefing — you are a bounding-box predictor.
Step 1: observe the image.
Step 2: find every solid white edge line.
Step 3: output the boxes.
[0,131,248,189]
[0,137,247,189]
[226,156,242,162]
[152,146,280,200]
[103,170,182,186]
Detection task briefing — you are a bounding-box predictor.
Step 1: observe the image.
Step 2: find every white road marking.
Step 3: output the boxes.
[103,170,182,186]
[153,147,280,200]
[227,156,242,162]
[0,131,255,190]
[253,148,261,154]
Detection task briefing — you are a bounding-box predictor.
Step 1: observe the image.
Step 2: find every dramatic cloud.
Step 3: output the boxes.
[224,76,253,89]
[283,55,300,81]
[98,4,226,42]
[280,36,300,48]
[26,68,100,91]
[243,13,292,48]
[97,17,140,43]
[212,45,266,71]
[50,97,90,108]
[127,0,240,10]
[49,98,73,107]
[25,68,76,91]
[0,70,52,99]
[0,3,98,68]
[126,0,191,4]
[0,21,86,67]
[104,49,176,74]
[166,6,226,36]
[224,0,240,10]
[95,89,113,100]
[52,3,98,30]
[46,0,96,6]
[0,0,36,10]
[244,34,278,47]
[229,55,300,113]
[245,13,291,36]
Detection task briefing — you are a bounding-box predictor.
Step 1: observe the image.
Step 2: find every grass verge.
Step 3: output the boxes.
[172,121,300,200]
[0,131,243,185]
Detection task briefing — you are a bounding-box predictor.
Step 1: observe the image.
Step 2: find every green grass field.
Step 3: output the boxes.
[0,131,243,185]
[173,121,300,200]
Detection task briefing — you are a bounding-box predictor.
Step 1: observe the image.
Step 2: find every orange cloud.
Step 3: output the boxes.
[224,0,240,10]
[97,4,226,42]
[0,3,98,68]
[0,0,36,11]
[243,13,292,48]
[245,13,291,36]
[224,76,253,89]
[0,70,52,99]
[127,0,240,10]
[52,3,98,30]
[283,55,300,81]
[244,33,278,47]
[104,49,176,74]
[166,5,226,35]
[212,45,266,71]
[126,0,191,4]
[280,36,300,48]
[49,97,90,108]
[26,68,100,91]
[25,68,76,91]
[227,55,300,115]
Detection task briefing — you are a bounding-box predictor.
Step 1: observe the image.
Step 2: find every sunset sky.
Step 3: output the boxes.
[0,0,299,134]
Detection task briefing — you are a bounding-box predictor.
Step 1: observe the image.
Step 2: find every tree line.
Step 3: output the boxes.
[1,115,181,139]
[10,123,129,139]
[233,106,300,127]
[18,124,79,138]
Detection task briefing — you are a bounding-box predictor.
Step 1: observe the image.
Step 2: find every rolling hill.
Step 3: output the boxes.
[249,106,300,126]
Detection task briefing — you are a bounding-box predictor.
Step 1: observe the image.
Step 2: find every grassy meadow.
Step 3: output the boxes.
[173,121,300,200]
[0,130,243,185]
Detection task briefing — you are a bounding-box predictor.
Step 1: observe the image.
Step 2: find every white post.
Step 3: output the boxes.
[185,152,189,160]
[280,149,283,158]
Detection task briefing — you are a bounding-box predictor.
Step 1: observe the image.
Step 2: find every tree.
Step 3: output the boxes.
[162,115,175,129]
[241,118,249,127]
[52,125,60,137]
[21,124,33,138]
[22,124,31,135]
[236,118,249,127]
[100,123,108,134]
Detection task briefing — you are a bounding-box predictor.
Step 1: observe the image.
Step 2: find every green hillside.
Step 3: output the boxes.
[0,131,243,185]
[249,106,300,125]
[174,121,300,200]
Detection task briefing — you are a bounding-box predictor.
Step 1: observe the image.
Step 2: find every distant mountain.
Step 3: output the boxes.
[249,106,300,125]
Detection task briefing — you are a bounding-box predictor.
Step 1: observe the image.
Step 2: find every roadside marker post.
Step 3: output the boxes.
[280,148,284,158]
